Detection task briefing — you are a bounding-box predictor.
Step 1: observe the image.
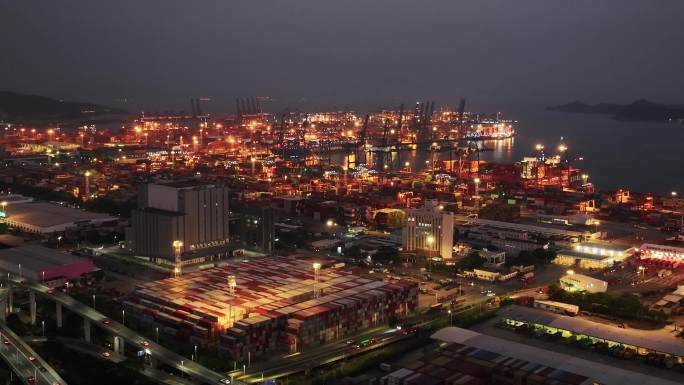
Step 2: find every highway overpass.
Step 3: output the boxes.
[0,321,67,385]
[6,277,237,385]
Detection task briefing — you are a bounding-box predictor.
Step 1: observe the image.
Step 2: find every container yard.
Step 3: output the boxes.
[124,257,418,359]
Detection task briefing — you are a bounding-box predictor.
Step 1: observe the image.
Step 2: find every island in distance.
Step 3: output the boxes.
[0,90,128,126]
[548,99,684,122]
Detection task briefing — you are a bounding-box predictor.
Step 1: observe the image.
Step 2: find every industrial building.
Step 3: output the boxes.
[124,257,417,359]
[229,202,275,255]
[0,245,97,285]
[559,272,608,293]
[402,200,454,259]
[553,242,635,269]
[499,305,684,374]
[125,181,230,263]
[1,201,117,234]
[638,243,684,267]
[427,326,681,385]
[455,215,597,257]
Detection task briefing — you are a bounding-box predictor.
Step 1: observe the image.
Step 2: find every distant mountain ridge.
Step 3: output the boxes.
[0,91,127,123]
[547,99,684,122]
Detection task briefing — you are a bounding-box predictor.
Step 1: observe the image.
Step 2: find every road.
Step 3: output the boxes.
[0,322,67,385]
[11,278,236,385]
[228,326,412,383]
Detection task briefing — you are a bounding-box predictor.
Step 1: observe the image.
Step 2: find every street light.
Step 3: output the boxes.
[122,309,125,324]
[84,171,92,201]
[173,240,183,277]
[194,345,198,361]
[313,263,321,298]
[57,235,63,248]
[673,191,683,233]
[92,294,96,309]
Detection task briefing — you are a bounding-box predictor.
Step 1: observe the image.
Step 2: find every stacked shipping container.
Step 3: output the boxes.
[125,257,418,359]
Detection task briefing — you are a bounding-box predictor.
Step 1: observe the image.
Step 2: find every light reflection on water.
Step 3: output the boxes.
[331,107,684,195]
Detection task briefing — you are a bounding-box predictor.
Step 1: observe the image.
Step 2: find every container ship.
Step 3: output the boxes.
[464,119,516,140]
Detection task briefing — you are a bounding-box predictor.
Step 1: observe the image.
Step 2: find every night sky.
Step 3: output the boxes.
[2,0,683,113]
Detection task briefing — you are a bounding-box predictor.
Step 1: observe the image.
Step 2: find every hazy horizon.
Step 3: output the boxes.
[2,1,684,114]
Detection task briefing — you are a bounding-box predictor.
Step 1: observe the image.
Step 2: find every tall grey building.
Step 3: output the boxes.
[125,181,230,263]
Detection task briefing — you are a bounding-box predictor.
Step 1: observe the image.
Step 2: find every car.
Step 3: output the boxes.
[141,340,150,347]
[102,351,111,357]
[27,376,36,384]
[345,339,354,344]
[28,356,36,362]
[219,380,231,385]
[102,319,111,325]
[38,367,47,372]
[47,288,54,294]
[3,339,11,346]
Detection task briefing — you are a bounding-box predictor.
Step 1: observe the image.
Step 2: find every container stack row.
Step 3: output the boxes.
[125,256,418,358]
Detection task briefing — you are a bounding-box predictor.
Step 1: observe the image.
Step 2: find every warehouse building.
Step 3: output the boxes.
[2,201,117,234]
[553,242,635,269]
[500,305,684,363]
[124,257,418,359]
[125,181,231,263]
[427,326,681,385]
[559,272,608,293]
[0,245,97,285]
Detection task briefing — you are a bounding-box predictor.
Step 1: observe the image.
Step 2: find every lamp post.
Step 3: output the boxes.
[122,309,125,324]
[673,191,683,234]
[84,171,92,201]
[558,144,568,187]
[473,177,481,207]
[92,294,96,309]
[313,263,321,298]
[42,320,45,336]
[194,345,198,362]
[155,327,159,343]
[448,310,453,325]
[173,240,183,277]
[57,235,62,248]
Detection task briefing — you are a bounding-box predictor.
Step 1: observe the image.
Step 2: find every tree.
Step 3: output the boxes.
[343,245,362,259]
[373,246,398,263]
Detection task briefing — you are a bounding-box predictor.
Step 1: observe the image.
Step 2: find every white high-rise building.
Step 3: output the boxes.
[402,200,454,259]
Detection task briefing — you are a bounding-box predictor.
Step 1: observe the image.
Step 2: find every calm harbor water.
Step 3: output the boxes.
[336,107,684,196]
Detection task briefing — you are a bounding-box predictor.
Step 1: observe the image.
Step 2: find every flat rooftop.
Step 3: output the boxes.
[0,245,91,272]
[432,326,682,385]
[455,215,586,237]
[499,305,684,357]
[157,180,215,189]
[6,202,115,228]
